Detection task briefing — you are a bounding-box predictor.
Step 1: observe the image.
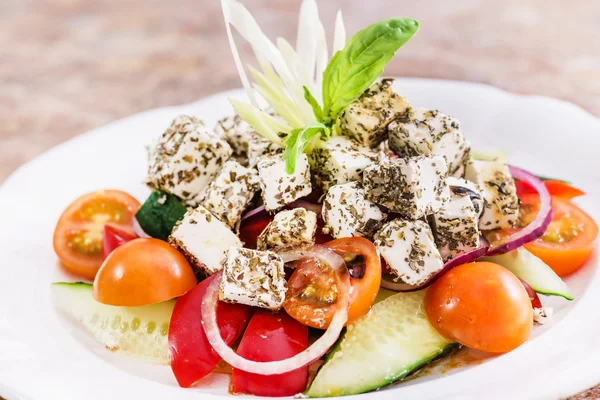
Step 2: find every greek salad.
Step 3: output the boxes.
[51,0,598,397]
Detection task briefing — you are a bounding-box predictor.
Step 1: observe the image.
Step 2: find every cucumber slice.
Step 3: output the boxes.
[52,282,175,364]
[471,147,508,162]
[135,190,187,241]
[306,290,455,397]
[483,247,574,300]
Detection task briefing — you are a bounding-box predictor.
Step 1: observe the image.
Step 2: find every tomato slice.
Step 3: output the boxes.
[520,196,598,276]
[231,310,308,396]
[283,237,381,329]
[53,190,141,279]
[102,225,138,259]
[93,238,197,306]
[425,262,532,353]
[169,275,253,388]
[515,180,585,200]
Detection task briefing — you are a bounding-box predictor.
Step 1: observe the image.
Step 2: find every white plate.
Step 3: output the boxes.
[1,79,599,400]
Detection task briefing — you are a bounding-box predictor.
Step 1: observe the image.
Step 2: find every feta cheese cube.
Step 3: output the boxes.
[533,307,553,325]
[430,178,482,261]
[446,176,484,216]
[169,205,242,276]
[247,133,283,168]
[465,159,519,230]
[219,247,286,309]
[374,219,444,286]
[201,160,261,229]
[339,79,411,148]
[309,136,378,192]
[322,182,387,239]
[257,208,317,250]
[363,155,450,219]
[214,114,254,157]
[388,108,470,176]
[257,153,312,211]
[147,115,233,205]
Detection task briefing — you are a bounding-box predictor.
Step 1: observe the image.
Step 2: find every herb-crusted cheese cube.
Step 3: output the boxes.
[219,247,286,309]
[533,307,553,325]
[214,114,254,158]
[247,133,283,168]
[257,208,317,250]
[446,176,484,216]
[147,115,233,205]
[374,219,444,286]
[322,182,387,239]
[363,155,450,219]
[465,159,519,230]
[201,160,260,229]
[430,179,482,261]
[257,153,312,211]
[388,108,470,176]
[309,136,378,192]
[339,79,411,148]
[169,205,242,277]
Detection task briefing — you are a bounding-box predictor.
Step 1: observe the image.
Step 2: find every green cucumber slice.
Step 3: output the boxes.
[483,247,573,300]
[135,190,187,241]
[306,290,455,397]
[471,147,508,162]
[52,282,175,364]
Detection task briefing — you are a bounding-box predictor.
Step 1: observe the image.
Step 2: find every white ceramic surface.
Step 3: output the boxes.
[1,79,599,400]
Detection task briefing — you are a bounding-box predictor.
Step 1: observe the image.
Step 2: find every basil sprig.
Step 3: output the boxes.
[283,17,419,172]
[322,18,419,120]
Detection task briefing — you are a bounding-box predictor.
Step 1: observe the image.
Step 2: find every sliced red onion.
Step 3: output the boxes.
[486,166,553,256]
[241,205,267,222]
[276,245,314,263]
[132,217,151,239]
[201,246,350,376]
[381,244,490,292]
[286,199,323,214]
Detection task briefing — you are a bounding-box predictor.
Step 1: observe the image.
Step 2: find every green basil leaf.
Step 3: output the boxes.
[322,18,419,119]
[283,122,329,174]
[303,86,323,121]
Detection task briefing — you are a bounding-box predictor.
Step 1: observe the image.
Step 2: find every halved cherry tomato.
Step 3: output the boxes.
[425,262,532,353]
[102,225,138,259]
[53,190,140,279]
[169,275,253,388]
[518,195,598,276]
[93,238,197,306]
[515,180,585,201]
[232,310,308,396]
[283,237,381,329]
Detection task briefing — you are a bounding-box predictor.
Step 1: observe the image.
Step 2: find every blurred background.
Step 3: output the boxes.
[1,0,599,183]
[0,1,599,398]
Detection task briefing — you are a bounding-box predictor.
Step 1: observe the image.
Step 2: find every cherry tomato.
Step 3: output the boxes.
[232,310,308,396]
[425,262,532,353]
[498,195,598,276]
[515,180,585,201]
[93,238,197,306]
[102,225,138,259]
[169,275,253,388]
[284,237,381,329]
[53,190,140,279]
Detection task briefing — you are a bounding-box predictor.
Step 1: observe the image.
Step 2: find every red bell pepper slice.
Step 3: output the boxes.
[102,225,137,259]
[232,310,309,397]
[515,180,585,201]
[168,275,253,388]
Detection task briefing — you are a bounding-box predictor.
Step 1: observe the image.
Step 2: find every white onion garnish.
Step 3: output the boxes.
[201,246,350,375]
[486,166,553,256]
[132,217,151,239]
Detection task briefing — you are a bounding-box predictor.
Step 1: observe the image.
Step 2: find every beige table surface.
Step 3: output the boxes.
[0,0,599,398]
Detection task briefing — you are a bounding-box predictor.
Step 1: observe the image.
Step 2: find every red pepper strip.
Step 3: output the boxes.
[168,275,253,388]
[515,180,585,201]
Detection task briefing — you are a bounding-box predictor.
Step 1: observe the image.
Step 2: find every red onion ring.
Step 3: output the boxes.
[132,217,151,239]
[276,245,314,263]
[241,205,267,222]
[286,199,323,214]
[381,243,490,292]
[486,166,553,256]
[201,246,350,375]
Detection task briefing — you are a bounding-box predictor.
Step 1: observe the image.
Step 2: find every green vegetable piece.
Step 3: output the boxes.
[135,190,187,241]
[322,18,419,119]
[283,122,330,174]
[304,86,323,121]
